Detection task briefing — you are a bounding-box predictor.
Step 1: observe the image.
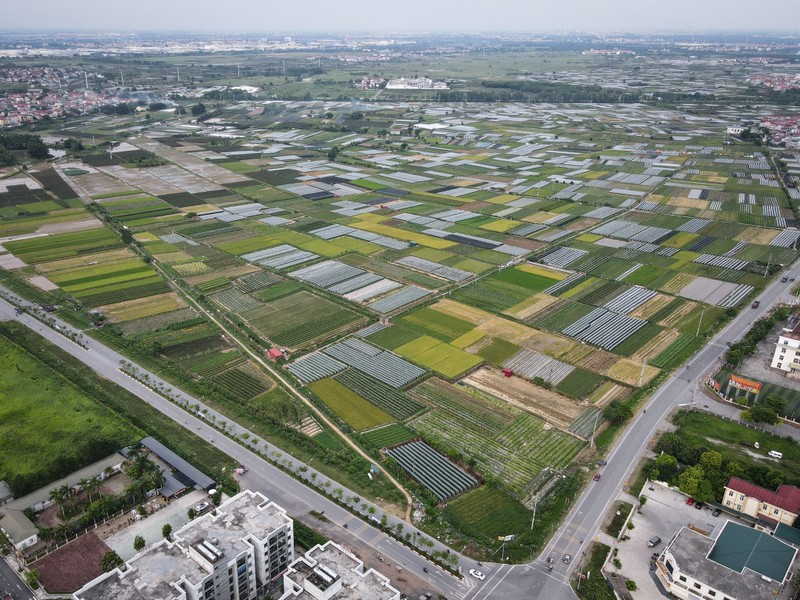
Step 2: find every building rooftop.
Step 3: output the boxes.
[75,543,198,600]
[177,489,292,559]
[281,542,399,600]
[5,453,124,513]
[75,490,292,600]
[709,521,795,582]
[778,321,800,341]
[0,508,38,545]
[774,523,800,548]
[666,522,795,600]
[727,477,800,515]
[136,437,215,491]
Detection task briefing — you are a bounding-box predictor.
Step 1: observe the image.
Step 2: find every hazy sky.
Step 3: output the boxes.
[4,0,800,32]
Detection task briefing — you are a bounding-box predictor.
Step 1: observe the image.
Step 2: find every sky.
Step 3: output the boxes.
[3,0,800,33]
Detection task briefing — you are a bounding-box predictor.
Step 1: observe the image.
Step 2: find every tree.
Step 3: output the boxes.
[744,405,779,425]
[101,551,124,572]
[677,465,705,499]
[24,570,39,590]
[654,454,679,482]
[603,400,633,424]
[134,536,146,552]
[763,394,786,415]
[162,524,172,540]
[350,111,364,121]
[49,488,65,519]
[191,103,207,116]
[327,146,340,161]
[27,138,50,160]
[188,508,197,520]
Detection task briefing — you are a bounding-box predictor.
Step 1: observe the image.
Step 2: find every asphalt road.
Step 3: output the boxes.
[1,262,797,600]
[0,555,34,600]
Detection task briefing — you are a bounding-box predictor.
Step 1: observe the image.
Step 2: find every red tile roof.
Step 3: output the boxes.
[727,477,800,514]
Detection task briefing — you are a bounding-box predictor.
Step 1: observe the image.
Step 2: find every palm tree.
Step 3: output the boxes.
[77,478,90,501]
[59,484,73,515]
[48,488,65,519]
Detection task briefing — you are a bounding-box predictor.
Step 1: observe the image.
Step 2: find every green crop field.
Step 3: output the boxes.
[4,228,122,263]
[242,291,366,348]
[400,307,476,342]
[0,335,140,496]
[445,485,532,540]
[310,377,394,431]
[395,335,483,378]
[335,369,425,420]
[409,379,583,492]
[489,267,559,292]
[362,423,417,448]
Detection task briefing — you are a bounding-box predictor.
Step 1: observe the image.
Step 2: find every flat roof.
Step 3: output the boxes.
[177,490,292,562]
[709,521,795,582]
[76,542,203,600]
[284,542,398,600]
[139,437,215,490]
[76,490,292,600]
[667,523,794,600]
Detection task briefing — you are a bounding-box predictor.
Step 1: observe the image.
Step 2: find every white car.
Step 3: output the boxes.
[195,501,210,513]
[469,569,485,580]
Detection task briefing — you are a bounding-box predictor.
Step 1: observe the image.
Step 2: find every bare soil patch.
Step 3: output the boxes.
[464,367,582,430]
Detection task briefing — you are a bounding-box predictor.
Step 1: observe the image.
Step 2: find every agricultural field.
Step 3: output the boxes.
[0,334,140,496]
[241,291,367,349]
[309,377,394,431]
[4,85,800,553]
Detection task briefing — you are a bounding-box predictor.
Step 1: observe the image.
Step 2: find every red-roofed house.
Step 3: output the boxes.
[723,477,800,526]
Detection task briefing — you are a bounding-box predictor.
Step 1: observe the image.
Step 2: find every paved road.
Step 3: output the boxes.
[2,262,797,600]
[0,556,34,600]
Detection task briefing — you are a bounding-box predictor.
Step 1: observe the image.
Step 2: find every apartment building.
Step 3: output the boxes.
[723,477,800,527]
[73,490,293,600]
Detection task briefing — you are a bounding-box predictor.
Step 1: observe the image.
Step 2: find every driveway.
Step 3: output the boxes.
[613,483,751,598]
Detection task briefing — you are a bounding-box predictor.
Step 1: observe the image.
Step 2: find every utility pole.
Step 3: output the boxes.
[530,495,538,530]
[696,307,705,338]
[765,252,772,277]
[589,411,601,448]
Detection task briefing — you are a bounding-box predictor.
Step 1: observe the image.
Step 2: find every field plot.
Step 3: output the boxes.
[409,378,583,493]
[323,338,426,388]
[335,369,425,420]
[242,291,366,349]
[362,423,417,448]
[99,292,186,323]
[0,334,139,496]
[309,377,394,431]
[386,440,478,501]
[445,485,533,541]
[464,367,584,430]
[394,335,483,379]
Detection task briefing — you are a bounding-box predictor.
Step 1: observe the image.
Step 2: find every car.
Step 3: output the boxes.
[686,498,695,506]
[751,300,760,309]
[469,569,485,580]
[712,508,721,517]
[694,502,704,510]
[596,459,607,466]
[782,276,789,283]
[593,473,601,481]
[562,554,571,564]
[194,501,210,513]
[791,278,796,282]
[648,536,661,547]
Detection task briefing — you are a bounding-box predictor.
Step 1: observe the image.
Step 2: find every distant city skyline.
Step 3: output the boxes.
[3,0,799,33]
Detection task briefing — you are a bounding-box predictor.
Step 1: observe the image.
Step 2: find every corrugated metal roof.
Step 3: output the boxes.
[140,438,215,491]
